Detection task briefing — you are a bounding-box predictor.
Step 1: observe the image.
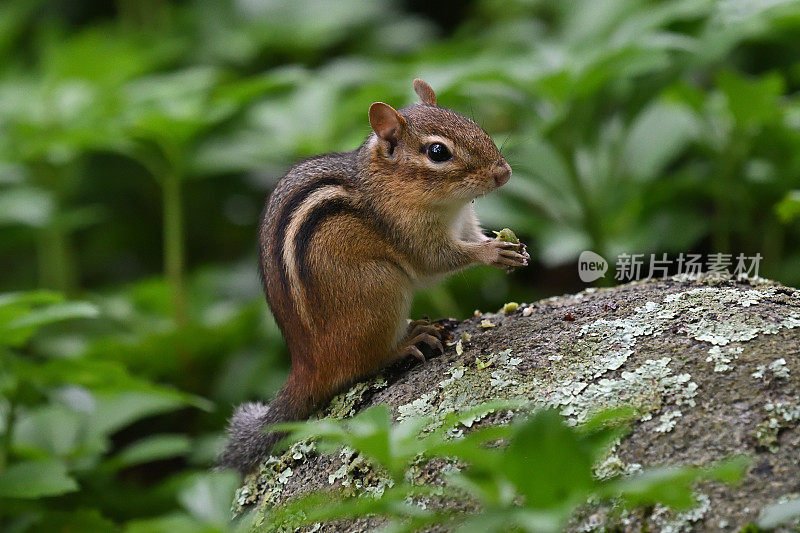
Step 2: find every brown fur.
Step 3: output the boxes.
[219,79,527,474]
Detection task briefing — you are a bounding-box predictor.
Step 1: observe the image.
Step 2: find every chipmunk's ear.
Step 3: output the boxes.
[369,102,405,145]
[413,78,437,106]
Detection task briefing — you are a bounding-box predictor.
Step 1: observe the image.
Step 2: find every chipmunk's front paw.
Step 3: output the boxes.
[479,239,529,270]
[398,319,446,363]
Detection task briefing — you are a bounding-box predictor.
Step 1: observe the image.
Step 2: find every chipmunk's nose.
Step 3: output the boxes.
[492,160,512,187]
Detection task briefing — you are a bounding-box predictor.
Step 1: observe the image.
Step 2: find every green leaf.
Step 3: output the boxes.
[608,455,748,510]
[578,405,638,433]
[4,301,99,330]
[501,409,599,509]
[34,509,116,532]
[1,301,98,346]
[0,460,78,498]
[13,404,99,458]
[89,392,206,436]
[178,471,241,528]
[456,508,562,533]
[122,67,233,153]
[275,405,395,475]
[623,101,699,181]
[18,357,208,404]
[717,71,784,129]
[0,290,62,309]
[124,513,209,533]
[111,434,192,470]
[611,466,699,509]
[277,401,519,483]
[0,187,55,227]
[41,25,167,86]
[775,190,800,223]
[267,484,446,530]
[707,455,749,484]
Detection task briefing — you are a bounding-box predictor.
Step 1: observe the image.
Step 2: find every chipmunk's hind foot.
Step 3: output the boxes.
[397,319,448,363]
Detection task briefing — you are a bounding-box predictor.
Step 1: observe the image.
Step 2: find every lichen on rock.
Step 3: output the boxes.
[235,275,800,531]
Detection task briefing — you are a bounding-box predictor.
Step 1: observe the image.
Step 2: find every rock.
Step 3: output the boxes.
[235,275,800,531]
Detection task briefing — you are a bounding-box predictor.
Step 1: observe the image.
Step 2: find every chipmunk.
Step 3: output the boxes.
[219,79,529,474]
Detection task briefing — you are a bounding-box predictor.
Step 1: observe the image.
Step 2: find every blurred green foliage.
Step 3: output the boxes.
[1,0,800,530]
[269,404,748,532]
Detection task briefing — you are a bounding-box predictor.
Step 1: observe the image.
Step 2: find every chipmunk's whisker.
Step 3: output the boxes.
[499,133,512,154]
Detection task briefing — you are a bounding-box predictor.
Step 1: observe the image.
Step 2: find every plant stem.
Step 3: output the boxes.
[163,169,187,328]
[712,138,744,254]
[37,222,75,293]
[762,218,783,279]
[0,402,15,473]
[566,154,608,285]
[34,164,77,294]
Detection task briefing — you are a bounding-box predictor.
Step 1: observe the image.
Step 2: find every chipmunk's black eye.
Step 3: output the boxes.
[426,142,452,163]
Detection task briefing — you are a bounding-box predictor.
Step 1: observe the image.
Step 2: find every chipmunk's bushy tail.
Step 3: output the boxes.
[218,387,304,475]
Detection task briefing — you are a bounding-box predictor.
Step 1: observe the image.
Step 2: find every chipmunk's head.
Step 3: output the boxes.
[366,78,511,207]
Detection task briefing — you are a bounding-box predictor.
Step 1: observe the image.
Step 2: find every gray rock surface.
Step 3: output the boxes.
[235,275,800,531]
